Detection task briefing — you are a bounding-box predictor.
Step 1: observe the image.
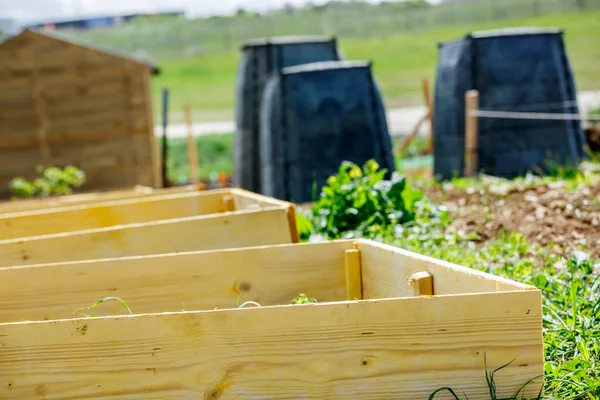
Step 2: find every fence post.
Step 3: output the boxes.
[464,90,479,178]
[422,77,434,154]
[161,88,169,188]
[183,103,200,184]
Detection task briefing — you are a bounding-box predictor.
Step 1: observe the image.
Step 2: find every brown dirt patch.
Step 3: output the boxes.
[424,179,600,258]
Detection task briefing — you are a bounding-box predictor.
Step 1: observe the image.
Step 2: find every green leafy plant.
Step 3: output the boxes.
[9,165,86,199]
[300,159,425,240]
[290,293,317,304]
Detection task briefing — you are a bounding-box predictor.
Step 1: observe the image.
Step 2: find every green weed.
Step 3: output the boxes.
[10,165,86,199]
[73,297,133,318]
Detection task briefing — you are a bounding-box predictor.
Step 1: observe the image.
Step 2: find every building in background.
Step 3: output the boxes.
[26,11,185,31]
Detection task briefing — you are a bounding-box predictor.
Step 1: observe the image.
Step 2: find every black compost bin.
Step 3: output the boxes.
[433,27,586,180]
[234,36,342,193]
[259,60,396,204]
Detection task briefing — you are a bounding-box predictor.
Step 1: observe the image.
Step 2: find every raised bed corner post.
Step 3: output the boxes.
[345,249,363,301]
[409,271,434,296]
[222,195,235,212]
[464,90,480,178]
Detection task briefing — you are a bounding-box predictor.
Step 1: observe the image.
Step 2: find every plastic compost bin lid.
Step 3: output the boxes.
[437,26,564,47]
[240,36,336,50]
[281,60,372,75]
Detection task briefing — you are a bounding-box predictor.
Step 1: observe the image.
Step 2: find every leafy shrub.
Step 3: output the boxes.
[9,165,86,199]
[299,159,427,240]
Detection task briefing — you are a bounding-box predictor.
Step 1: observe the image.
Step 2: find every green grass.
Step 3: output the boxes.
[150,10,600,122]
[163,133,433,185]
[161,134,234,184]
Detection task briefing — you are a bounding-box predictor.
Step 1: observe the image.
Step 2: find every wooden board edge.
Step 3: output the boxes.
[0,290,544,399]
[356,239,538,291]
[229,188,293,208]
[0,206,290,245]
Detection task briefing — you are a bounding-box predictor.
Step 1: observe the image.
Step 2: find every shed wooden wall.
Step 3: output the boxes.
[0,31,161,198]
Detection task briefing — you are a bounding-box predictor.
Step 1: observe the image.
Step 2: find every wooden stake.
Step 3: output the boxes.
[223,195,235,212]
[396,112,429,157]
[464,90,479,178]
[408,271,434,296]
[422,77,434,154]
[345,249,363,301]
[184,103,200,184]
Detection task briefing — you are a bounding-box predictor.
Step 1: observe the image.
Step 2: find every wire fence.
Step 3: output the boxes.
[62,0,600,60]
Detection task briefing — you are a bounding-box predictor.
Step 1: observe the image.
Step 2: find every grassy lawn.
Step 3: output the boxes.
[163,133,430,184]
[151,10,600,122]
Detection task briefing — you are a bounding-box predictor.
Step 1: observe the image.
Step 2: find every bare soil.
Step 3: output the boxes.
[424,177,600,258]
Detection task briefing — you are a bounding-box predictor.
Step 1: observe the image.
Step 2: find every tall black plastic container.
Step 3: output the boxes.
[234,36,342,193]
[433,27,585,180]
[259,60,396,204]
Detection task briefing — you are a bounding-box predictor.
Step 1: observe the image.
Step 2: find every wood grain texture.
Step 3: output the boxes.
[0,184,204,214]
[359,240,537,298]
[0,29,159,195]
[345,249,362,300]
[0,241,351,323]
[0,208,294,267]
[0,191,231,239]
[0,290,543,399]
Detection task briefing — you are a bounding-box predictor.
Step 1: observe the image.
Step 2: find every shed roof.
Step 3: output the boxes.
[0,29,160,75]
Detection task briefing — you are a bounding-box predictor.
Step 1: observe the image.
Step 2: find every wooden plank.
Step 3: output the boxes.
[0,184,204,214]
[0,190,234,240]
[0,289,544,399]
[359,240,537,298]
[344,249,362,300]
[231,188,290,209]
[45,90,145,118]
[140,69,161,188]
[31,65,51,166]
[0,208,294,267]
[0,241,352,323]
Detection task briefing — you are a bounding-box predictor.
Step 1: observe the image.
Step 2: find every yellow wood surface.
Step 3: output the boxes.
[0,184,204,214]
[408,271,434,296]
[344,249,362,300]
[0,241,352,323]
[0,208,294,267]
[0,289,543,399]
[0,190,233,240]
[359,240,535,298]
[230,188,290,209]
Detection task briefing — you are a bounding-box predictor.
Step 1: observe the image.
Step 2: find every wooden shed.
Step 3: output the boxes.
[0,29,162,198]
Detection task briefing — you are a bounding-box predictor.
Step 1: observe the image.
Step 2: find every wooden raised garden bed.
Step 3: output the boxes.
[0,239,543,399]
[0,188,286,240]
[0,183,206,214]
[0,188,298,267]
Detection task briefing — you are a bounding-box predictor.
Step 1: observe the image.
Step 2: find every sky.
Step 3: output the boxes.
[0,0,335,23]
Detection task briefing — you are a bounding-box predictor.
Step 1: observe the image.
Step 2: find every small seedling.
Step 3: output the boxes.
[291,293,317,304]
[73,297,133,318]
